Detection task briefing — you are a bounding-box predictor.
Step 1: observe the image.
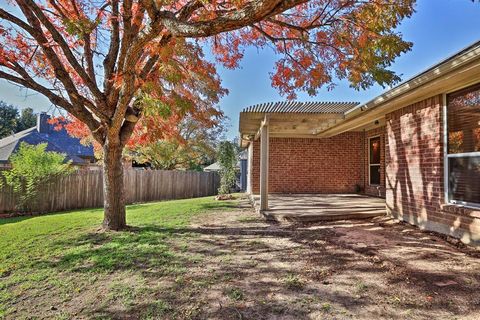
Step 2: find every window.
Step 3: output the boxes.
[369,136,381,185]
[446,83,480,206]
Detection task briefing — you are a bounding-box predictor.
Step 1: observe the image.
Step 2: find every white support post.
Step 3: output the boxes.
[260,120,269,211]
[246,143,253,194]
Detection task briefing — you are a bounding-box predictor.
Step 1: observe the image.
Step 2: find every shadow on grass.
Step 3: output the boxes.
[197,201,239,210]
[44,223,370,319]
[22,211,480,319]
[0,215,34,226]
[37,226,187,274]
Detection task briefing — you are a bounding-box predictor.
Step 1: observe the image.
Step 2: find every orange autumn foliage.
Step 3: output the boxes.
[0,0,415,229]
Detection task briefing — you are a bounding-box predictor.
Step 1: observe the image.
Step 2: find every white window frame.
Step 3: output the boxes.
[443,91,480,208]
[368,135,381,186]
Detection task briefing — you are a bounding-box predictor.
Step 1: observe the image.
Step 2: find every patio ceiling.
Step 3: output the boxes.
[240,113,341,139]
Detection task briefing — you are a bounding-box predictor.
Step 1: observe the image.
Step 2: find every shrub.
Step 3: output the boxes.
[216,141,237,195]
[0,142,74,211]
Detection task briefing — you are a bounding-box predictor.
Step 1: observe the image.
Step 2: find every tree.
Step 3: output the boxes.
[0,101,18,138]
[0,102,37,138]
[0,142,74,211]
[127,116,226,170]
[0,0,414,230]
[217,141,238,195]
[49,104,225,167]
[17,108,37,132]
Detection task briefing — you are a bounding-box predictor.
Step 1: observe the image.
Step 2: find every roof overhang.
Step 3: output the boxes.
[316,41,480,137]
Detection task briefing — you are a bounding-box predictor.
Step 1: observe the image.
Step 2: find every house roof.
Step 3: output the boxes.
[0,127,36,161]
[204,161,242,172]
[203,162,221,172]
[239,39,480,145]
[318,39,480,137]
[242,101,359,114]
[0,114,95,165]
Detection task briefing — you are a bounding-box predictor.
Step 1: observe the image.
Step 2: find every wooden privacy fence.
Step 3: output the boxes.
[0,169,220,214]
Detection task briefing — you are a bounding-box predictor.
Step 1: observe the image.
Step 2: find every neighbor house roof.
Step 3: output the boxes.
[204,161,241,172]
[203,162,221,172]
[0,113,95,165]
[242,101,359,114]
[0,127,36,162]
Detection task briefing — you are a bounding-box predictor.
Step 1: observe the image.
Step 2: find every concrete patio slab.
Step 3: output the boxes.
[251,194,386,222]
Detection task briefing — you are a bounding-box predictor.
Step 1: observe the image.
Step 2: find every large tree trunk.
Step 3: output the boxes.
[102,139,127,230]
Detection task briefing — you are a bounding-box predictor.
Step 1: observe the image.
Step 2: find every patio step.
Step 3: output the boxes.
[250,193,386,223]
[261,208,385,223]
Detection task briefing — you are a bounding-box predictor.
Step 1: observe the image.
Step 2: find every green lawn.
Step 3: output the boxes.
[0,196,238,319]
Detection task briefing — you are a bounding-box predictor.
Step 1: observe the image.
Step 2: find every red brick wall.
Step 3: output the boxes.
[364,127,386,198]
[385,95,444,221]
[250,132,364,194]
[385,94,480,245]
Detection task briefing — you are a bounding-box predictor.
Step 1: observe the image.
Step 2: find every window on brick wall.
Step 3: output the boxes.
[369,136,381,185]
[446,83,480,206]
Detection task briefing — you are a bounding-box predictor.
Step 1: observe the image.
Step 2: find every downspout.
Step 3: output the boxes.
[363,128,366,194]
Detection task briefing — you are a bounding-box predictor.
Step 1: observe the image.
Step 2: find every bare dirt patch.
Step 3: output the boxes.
[182,200,480,319]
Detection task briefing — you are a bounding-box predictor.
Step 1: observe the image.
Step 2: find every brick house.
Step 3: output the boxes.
[239,41,480,245]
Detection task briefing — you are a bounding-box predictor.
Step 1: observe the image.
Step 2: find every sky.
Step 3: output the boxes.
[1,0,480,139]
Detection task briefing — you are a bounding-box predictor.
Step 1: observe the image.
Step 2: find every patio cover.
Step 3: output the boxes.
[238,101,359,211]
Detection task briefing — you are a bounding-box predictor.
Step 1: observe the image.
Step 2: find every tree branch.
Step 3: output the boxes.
[21,0,106,110]
[103,0,120,95]
[11,2,110,132]
[0,8,35,34]
[0,68,104,142]
[157,0,309,38]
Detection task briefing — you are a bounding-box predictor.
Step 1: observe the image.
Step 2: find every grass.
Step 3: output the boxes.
[2,193,477,319]
[0,196,238,319]
[283,273,305,290]
[225,287,244,301]
[236,215,260,223]
[355,281,369,294]
[321,302,332,312]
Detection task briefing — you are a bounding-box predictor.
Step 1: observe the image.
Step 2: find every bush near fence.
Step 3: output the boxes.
[0,169,220,215]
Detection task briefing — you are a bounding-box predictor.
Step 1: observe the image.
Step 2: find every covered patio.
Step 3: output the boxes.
[251,194,386,222]
[239,101,387,219]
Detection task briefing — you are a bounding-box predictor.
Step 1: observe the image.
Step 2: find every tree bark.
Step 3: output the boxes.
[102,139,126,230]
